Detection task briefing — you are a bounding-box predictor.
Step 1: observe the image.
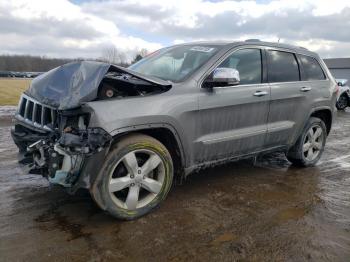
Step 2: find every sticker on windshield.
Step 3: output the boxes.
[190,46,215,52]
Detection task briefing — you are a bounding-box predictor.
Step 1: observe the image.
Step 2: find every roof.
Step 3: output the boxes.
[179,40,317,56]
[237,40,312,54]
[323,58,350,69]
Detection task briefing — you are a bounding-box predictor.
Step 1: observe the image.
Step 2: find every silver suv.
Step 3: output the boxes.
[11,40,337,219]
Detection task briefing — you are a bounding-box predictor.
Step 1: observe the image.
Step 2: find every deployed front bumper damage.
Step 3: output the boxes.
[11,61,172,193]
[11,115,111,192]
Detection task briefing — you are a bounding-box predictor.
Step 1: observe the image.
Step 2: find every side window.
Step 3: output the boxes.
[299,55,326,81]
[218,49,262,85]
[267,50,300,83]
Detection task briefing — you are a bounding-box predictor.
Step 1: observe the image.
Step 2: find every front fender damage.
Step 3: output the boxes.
[12,60,172,193]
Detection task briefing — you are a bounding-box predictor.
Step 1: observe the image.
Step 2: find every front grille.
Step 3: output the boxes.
[15,94,58,131]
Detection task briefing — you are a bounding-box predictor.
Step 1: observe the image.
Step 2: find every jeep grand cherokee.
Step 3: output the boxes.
[11,40,337,219]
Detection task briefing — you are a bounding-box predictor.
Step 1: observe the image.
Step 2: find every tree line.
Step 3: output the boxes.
[0,47,148,72]
[0,55,76,72]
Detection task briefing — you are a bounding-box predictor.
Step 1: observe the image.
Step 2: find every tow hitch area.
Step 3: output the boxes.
[25,127,111,187]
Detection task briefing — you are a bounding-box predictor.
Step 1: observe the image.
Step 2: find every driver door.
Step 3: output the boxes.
[195,48,270,163]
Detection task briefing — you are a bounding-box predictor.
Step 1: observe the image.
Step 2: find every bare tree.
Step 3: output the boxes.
[101,46,127,65]
[0,46,145,72]
[131,48,149,65]
[140,48,148,57]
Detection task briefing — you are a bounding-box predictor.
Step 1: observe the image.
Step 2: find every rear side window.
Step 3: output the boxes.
[218,48,262,85]
[299,55,326,81]
[267,50,300,83]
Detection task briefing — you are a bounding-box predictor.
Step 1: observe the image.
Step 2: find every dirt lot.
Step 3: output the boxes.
[1,107,350,262]
[0,78,31,105]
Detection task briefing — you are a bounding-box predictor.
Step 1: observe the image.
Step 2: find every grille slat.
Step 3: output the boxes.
[16,94,58,131]
[51,110,55,126]
[36,104,42,125]
[33,103,37,122]
[24,99,30,118]
[19,97,26,116]
[41,105,45,126]
[27,101,34,120]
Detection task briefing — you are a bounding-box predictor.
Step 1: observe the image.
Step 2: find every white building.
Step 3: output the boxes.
[323,58,350,80]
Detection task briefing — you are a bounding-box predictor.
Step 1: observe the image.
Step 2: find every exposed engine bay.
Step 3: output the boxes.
[25,61,172,110]
[97,71,167,99]
[11,61,172,189]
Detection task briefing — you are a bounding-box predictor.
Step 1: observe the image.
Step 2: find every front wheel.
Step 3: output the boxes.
[93,134,173,220]
[287,117,327,167]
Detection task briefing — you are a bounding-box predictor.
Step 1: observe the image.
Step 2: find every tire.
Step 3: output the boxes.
[336,93,349,110]
[287,117,327,167]
[93,134,173,220]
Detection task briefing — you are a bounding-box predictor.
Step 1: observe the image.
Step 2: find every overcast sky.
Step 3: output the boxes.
[1,0,350,60]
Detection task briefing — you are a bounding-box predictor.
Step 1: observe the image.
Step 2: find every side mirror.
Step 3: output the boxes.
[203,67,240,88]
[337,79,348,87]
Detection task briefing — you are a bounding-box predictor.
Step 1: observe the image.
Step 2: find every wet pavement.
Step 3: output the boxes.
[1,107,350,261]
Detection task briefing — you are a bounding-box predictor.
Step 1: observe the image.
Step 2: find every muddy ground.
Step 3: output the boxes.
[1,107,350,262]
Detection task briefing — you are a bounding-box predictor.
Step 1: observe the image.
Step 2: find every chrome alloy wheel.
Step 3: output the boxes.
[108,149,165,210]
[303,125,324,161]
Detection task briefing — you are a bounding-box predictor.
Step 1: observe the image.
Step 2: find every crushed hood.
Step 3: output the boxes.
[26,61,171,110]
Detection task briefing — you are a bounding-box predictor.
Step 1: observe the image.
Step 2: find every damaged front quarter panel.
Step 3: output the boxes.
[13,60,172,189]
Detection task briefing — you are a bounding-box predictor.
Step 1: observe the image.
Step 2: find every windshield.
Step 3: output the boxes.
[129,45,220,82]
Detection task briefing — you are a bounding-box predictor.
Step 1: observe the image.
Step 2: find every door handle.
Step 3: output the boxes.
[253,91,269,97]
[300,86,312,92]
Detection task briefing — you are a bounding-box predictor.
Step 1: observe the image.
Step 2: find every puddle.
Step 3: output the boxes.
[1,107,350,261]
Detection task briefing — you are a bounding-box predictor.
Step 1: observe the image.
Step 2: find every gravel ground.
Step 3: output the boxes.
[0,108,350,262]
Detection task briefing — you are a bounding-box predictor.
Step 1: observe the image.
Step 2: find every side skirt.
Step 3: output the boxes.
[183,145,288,176]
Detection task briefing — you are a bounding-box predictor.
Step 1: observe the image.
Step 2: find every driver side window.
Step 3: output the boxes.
[218,48,262,85]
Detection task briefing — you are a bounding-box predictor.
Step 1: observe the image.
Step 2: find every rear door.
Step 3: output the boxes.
[196,47,270,162]
[265,49,323,147]
[298,54,329,104]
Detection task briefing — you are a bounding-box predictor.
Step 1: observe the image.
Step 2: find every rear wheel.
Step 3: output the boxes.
[94,134,173,220]
[336,93,349,110]
[287,117,327,167]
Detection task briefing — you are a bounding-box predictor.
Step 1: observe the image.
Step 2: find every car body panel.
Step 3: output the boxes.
[11,40,337,191]
[196,83,270,162]
[85,82,198,167]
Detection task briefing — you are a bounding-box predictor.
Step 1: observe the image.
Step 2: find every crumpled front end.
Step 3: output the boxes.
[11,60,171,191]
[11,95,111,190]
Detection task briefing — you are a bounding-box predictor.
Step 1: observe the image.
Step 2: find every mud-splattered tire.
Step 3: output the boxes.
[287,117,327,167]
[93,134,173,220]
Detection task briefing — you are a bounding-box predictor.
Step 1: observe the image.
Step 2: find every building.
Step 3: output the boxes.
[323,58,350,80]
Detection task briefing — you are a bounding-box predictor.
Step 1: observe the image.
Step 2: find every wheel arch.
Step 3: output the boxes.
[110,124,186,179]
[309,107,333,135]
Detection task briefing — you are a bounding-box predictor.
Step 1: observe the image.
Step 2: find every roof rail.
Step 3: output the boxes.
[245,39,261,42]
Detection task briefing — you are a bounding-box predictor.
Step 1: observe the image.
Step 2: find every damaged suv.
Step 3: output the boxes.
[12,40,337,219]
